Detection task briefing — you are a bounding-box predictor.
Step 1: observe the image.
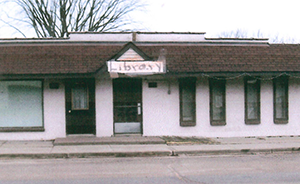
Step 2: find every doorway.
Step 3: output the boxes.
[113,78,142,134]
[65,79,95,135]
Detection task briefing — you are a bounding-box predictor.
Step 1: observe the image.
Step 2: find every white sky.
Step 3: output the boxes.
[1,0,300,42]
[135,0,300,41]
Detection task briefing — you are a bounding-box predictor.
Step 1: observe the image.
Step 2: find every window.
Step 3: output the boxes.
[72,85,89,110]
[245,78,260,124]
[0,81,43,131]
[179,78,196,126]
[210,79,226,126]
[274,76,288,124]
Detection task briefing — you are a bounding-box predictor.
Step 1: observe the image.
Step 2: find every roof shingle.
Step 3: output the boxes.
[1,43,300,75]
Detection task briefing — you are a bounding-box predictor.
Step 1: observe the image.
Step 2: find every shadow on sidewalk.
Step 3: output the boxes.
[54,136,221,146]
[161,136,220,145]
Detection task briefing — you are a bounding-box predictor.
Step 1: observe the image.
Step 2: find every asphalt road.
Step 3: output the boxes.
[0,153,300,184]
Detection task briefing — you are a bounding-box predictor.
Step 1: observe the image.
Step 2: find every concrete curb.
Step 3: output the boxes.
[0,147,300,159]
[67,151,172,158]
[0,151,173,159]
[53,141,166,146]
[0,153,69,159]
[174,147,300,156]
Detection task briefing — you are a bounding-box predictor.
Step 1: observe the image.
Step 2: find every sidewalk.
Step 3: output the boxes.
[0,136,300,159]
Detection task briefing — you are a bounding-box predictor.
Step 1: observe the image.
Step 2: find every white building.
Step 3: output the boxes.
[0,32,299,140]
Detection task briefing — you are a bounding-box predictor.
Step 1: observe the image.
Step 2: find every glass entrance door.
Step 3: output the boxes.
[113,78,142,134]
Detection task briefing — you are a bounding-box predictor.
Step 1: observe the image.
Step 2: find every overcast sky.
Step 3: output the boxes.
[137,0,300,41]
[1,0,300,42]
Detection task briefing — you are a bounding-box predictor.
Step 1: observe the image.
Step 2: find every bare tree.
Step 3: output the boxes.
[217,29,297,43]
[270,34,296,43]
[2,0,145,38]
[218,28,249,38]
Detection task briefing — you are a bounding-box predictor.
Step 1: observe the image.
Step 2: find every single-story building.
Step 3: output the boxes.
[1,32,300,140]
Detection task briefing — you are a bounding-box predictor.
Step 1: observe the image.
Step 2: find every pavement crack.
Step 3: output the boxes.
[0,141,7,147]
[167,165,205,184]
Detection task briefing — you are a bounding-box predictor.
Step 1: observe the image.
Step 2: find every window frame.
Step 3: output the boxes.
[244,77,261,125]
[209,78,226,126]
[179,78,196,127]
[0,79,44,132]
[273,76,289,124]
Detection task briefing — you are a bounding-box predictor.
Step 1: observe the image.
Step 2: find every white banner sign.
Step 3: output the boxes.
[107,61,165,74]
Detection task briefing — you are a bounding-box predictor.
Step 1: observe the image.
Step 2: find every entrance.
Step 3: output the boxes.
[113,78,142,134]
[65,79,95,134]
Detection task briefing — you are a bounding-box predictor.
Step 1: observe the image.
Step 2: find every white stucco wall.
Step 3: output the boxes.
[0,80,66,140]
[95,78,114,137]
[142,79,180,136]
[142,77,300,137]
[2,76,299,140]
[43,80,66,139]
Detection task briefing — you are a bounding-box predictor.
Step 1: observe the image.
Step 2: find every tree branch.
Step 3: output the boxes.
[5,0,146,38]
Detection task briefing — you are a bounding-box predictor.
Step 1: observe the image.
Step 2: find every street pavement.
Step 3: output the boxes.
[0,136,300,159]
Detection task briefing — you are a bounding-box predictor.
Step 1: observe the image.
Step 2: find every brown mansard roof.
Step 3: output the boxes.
[1,42,300,76]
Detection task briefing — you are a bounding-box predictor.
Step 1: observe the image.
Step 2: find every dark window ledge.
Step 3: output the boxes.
[211,121,226,126]
[180,122,196,127]
[0,127,45,132]
[245,120,261,125]
[274,120,288,125]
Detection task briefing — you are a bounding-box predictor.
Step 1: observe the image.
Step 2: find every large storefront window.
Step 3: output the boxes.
[0,81,43,131]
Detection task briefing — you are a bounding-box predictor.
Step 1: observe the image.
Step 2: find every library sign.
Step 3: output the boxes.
[107,61,165,74]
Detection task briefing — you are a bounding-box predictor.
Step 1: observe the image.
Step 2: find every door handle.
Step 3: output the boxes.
[137,103,141,115]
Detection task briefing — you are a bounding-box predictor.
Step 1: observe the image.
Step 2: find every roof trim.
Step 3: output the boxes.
[0,73,96,79]
[108,42,153,61]
[206,37,269,41]
[0,41,270,46]
[69,31,207,35]
[0,32,269,45]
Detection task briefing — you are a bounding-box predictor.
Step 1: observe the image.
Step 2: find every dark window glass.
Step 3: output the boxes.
[274,76,288,124]
[210,79,226,126]
[179,78,196,126]
[245,78,260,124]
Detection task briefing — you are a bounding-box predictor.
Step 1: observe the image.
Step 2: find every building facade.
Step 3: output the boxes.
[0,32,300,140]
